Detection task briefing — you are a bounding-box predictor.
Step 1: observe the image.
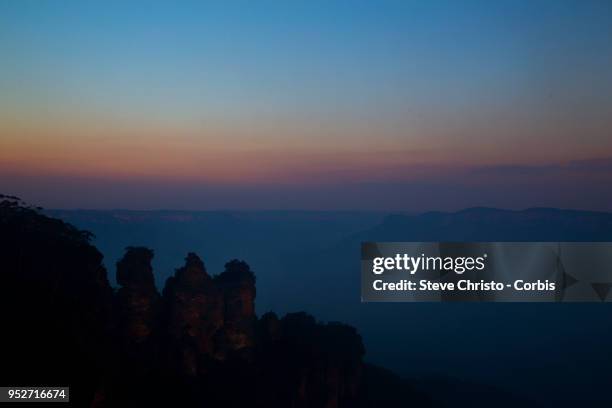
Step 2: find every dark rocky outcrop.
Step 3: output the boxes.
[0,196,431,408]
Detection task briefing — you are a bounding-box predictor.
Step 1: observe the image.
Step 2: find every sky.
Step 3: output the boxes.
[1,0,612,210]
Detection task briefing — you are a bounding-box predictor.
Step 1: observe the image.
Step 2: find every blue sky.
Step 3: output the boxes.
[1,1,611,209]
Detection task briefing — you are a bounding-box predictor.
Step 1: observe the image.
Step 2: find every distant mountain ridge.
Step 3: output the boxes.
[361,206,612,242]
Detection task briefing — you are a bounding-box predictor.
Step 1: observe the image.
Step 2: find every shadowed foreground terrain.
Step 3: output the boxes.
[0,196,430,407]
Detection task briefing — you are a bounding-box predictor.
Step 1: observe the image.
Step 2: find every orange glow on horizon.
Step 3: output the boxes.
[2,115,612,185]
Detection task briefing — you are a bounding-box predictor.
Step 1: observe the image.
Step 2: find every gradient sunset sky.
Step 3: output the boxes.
[1,1,611,210]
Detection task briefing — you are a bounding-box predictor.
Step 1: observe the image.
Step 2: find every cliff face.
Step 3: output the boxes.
[0,196,430,408]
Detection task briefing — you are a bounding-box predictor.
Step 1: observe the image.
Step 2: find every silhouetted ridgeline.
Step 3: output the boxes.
[0,196,430,407]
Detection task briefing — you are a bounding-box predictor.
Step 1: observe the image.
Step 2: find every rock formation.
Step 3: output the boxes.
[0,196,431,408]
[215,259,257,353]
[115,247,159,345]
[162,252,224,374]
